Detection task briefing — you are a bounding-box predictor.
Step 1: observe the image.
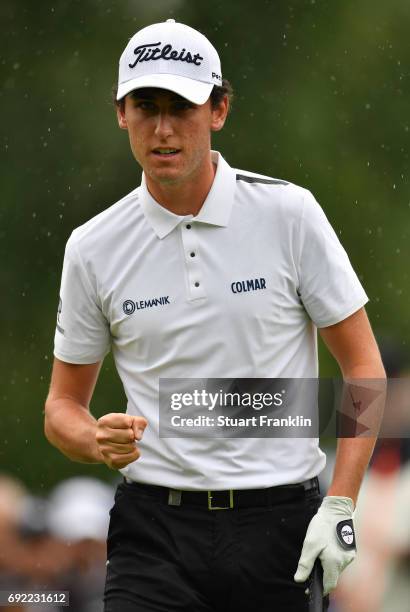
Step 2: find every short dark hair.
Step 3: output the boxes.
[210,79,234,110]
[112,79,234,112]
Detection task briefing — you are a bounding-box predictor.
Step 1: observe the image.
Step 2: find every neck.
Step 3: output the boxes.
[144,152,216,217]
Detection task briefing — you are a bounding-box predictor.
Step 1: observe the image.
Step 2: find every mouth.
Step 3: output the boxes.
[151,147,181,159]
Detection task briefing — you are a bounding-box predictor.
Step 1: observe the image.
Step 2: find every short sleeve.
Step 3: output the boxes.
[297,191,368,327]
[54,236,111,364]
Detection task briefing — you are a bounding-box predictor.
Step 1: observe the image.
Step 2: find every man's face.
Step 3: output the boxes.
[117,88,228,186]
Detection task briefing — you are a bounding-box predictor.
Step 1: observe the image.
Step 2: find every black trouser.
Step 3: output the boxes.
[104,480,329,612]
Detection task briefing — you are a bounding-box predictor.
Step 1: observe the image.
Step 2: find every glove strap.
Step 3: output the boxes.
[336,519,356,550]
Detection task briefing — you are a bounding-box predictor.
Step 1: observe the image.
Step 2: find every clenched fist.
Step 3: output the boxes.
[96,413,148,470]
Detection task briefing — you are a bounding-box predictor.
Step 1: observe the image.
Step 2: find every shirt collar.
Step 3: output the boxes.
[139,150,236,239]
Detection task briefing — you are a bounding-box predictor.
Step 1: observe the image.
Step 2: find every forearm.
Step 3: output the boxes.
[44,398,103,464]
[327,361,386,505]
[326,437,376,505]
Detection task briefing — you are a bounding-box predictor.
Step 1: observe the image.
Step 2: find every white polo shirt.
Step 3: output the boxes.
[54,150,368,489]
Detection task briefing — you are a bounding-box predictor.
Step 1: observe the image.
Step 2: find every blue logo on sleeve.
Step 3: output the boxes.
[56,296,65,335]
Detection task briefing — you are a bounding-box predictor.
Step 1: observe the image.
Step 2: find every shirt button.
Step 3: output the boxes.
[194,282,200,287]
[186,224,192,229]
[190,252,196,258]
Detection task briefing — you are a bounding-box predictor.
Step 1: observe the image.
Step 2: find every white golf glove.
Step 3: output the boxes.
[294,496,356,596]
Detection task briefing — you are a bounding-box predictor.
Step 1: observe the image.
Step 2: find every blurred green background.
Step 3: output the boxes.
[1,0,409,491]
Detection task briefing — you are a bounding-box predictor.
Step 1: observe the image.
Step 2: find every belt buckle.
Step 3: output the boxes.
[207,490,234,510]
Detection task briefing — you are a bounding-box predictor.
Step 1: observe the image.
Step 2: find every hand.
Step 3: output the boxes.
[294,496,356,595]
[96,413,148,469]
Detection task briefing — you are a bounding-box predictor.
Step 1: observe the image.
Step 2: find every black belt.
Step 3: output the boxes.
[123,477,319,510]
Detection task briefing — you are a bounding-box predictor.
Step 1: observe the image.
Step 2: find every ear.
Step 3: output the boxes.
[210,95,229,132]
[116,102,128,130]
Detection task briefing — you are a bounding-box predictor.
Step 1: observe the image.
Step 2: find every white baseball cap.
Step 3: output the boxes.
[117,19,222,104]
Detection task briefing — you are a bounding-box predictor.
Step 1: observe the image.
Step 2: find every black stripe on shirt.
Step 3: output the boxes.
[236,174,289,186]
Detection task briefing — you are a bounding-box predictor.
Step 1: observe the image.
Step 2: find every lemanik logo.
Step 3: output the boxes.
[123,300,136,315]
[123,296,171,315]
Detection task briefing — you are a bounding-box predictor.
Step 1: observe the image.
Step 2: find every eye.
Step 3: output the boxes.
[135,101,156,111]
[173,101,194,112]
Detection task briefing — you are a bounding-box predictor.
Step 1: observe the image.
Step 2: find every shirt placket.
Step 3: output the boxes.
[180,220,206,300]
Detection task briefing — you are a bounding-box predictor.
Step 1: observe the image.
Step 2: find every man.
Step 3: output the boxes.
[44,19,385,612]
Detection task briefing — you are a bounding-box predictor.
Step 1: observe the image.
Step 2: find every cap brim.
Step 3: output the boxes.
[116,73,214,105]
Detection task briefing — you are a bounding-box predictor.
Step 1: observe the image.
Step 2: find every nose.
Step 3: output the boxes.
[154,112,174,139]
